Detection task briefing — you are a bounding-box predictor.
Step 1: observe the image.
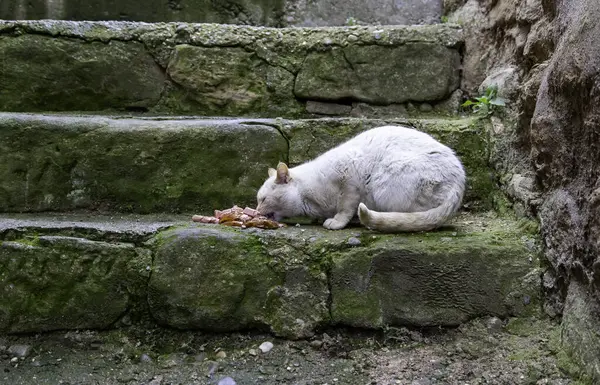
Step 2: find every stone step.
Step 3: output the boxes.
[1,0,442,28]
[0,20,462,118]
[0,113,495,213]
[0,212,541,338]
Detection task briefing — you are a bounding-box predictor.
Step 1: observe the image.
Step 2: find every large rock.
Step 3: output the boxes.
[0,20,462,117]
[294,43,460,104]
[0,114,287,213]
[284,0,442,26]
[0,236,151,333]
[0,35,165,112]
[528,0,600,379]
[561,281,600,379]
[166,45,301,117]
[148,227,330,338]
[330,219,539,327]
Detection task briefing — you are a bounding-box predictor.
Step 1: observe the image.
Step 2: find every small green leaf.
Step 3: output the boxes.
[461,100,475,107]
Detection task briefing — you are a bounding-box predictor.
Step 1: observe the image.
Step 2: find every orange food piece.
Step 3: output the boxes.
[193,205,283,229]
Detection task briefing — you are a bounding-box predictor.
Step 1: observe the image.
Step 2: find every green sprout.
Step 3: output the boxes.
[461,86,506,116]
[345,17,358,26]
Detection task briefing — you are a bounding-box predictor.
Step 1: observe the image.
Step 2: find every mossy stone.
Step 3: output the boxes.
[148,226,330,337]
[147,215,540,336]
[0,35,165,112]
[164,45,303,117]
[330,218,539,328]
[0,114,287,213]
[0,236,150,333]
[560,281,600,381]
[294,43,460,104]
[0,21,462,116]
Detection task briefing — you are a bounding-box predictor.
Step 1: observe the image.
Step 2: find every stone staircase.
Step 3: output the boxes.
[0,19,541,340]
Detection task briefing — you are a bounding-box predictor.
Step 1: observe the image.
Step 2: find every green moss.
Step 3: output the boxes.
[0,115,287,213]
[328,215,540,328]
[0,35,164,112]
[0,235,146,333]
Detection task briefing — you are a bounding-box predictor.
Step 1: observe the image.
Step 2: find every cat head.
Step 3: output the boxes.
[256,162,304,221]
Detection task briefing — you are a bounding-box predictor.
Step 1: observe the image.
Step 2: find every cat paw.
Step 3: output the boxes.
[323,218,347,230]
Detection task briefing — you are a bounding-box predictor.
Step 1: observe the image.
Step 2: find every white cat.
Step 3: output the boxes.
[256,125,466,232]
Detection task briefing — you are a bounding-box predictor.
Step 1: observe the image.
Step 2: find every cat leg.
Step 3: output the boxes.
[323,188,360,230]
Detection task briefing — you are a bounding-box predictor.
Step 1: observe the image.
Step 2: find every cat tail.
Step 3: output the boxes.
[357,190,463,233]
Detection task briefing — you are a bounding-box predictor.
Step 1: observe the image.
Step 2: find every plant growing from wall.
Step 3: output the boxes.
[345,17,359,26]
[462,86,506,116]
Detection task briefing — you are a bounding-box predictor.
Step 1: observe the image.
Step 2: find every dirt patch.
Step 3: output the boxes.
[0,316,576,385]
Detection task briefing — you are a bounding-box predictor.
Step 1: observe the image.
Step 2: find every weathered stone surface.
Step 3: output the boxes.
[561,281,600,380]
[294,44,461,104]
[281,117,497,211]
[0,114,287,213]
[1,0,441,27]
[306,101,352,116]
[0,0,284,26]
[165,45,302,116]
[283,0,442,26]
[0,213,182,244]
[0,235,151,333]
[0,113,500,213]
[478,66,520,101]
[148,227,330,338]
[0,35,165,112]
[0,213,540,337]
[148,215,539,336]
[0,20,463,116]
[330,221,539,327]
[525,0,600,379]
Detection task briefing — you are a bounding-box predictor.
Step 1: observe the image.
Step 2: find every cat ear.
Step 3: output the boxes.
[275,162,290,184]
[268,168,277,178]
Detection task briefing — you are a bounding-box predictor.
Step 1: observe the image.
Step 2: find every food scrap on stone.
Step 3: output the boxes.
[192,205,284,229]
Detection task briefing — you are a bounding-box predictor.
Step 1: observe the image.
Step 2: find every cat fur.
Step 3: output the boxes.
[256,125,466,232]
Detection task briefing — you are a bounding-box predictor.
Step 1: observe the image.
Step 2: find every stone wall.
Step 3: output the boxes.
[449,0,600,379]
[0,21,462,118]
[0,0,442,26]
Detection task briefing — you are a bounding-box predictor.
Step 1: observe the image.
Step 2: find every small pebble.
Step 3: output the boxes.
[347,237,361,246]
[259,341,274,353]
[8,344,31,358]
[347,34,358,42]
[216,351,227,359]
[248,349,258,356]
[310,340,323,349]
[10,357,18,363]
[217,377,236,385]
[139,353,152,363]
[486,316,503,332]
[419,103,433,112]
[207,361,218,376]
